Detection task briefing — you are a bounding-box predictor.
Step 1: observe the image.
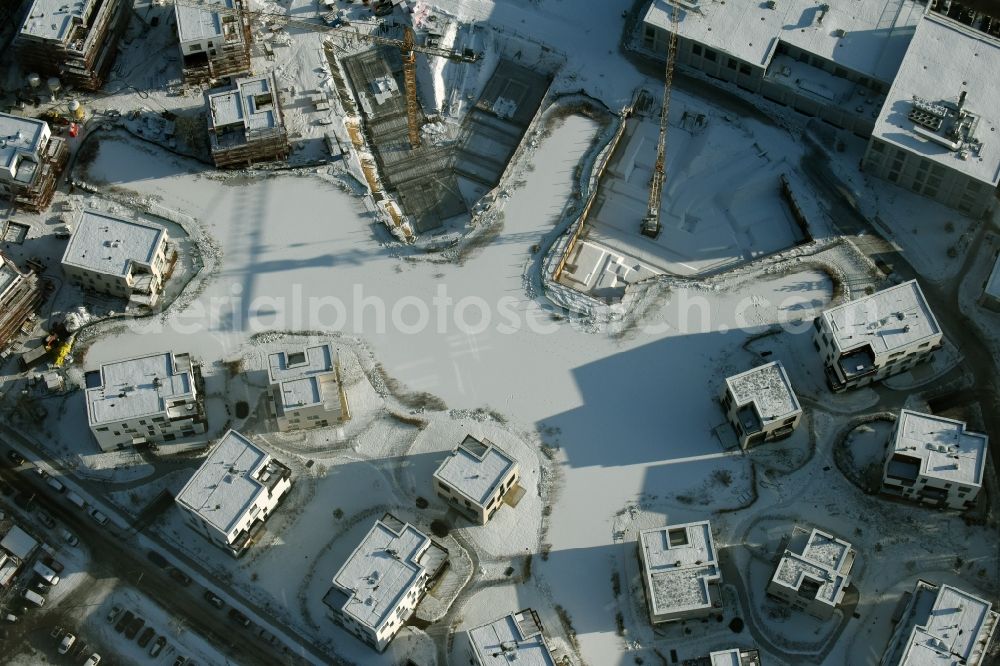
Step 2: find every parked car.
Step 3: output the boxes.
[46,476,65,493]
[137,626,155,648]
[5,450,24,466]
[83,653,101,666]
[40,554,64,573]
[60,529,79,547]
[35,509,56,529]
[124,615,144,640]
[88,508,109,526]
[3,613,19,623]
[227,608,251,628]
[33,562,60,586]
[147,550,168,568]
[172,657,186,666]
[65,491,86,509]
[106,605,122,624]
[22,590,44,607]
[115,610,133,633]
[150,636,166,657]
[203,590,224,609]
[57,632,76,654]
[168,568,191,586]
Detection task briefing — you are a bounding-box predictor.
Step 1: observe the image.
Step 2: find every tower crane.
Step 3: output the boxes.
[640,1,680,239]
[170,0,480,149]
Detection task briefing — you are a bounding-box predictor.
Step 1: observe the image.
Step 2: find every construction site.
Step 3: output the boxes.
[206,73,290,168]
[174,0,253,84]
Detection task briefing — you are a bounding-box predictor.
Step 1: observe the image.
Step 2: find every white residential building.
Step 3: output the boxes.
[863,14,1000,218]
[207,73,288,167]
[433,435,519,525]
[175,430,292,557]
[267,344,349,432]
[84,351,207,452]
[721,361,802,449]
[981,252,1000,312]
[467,609,557,666]
[880,580,997,666]
[638,520,721,624]
[687,648,762,666]
[0,113,66,211]
[882,409,988,510]
[642,0,927,138]
[61,210,172,306]
[813,280,943,392]
[766,526,855,620]
[174,0,252,82]
[323,514,448,652]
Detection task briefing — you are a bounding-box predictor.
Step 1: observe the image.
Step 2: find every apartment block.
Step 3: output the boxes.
[880,580,997,666]
[323,514,448,652]
[467,609,557,666]
[813,280,942,392]
[14,0,130,90]
[882,409,988,510]
[207,73,289,168]
[84,351,207,451]
[721,361,802,449]
[683,648,763,666]
[433,435,519,525]
[0,253,44,351]
[175,0,252,83]
[638,520,721,624]
[267,343,349,432]
[175,430,292,557]
[863,14,1000,218]
[61,209,172,307]
[766,526,855,620]
[0,113,67,212]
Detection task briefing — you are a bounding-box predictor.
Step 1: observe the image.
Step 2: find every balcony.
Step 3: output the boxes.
[837,346,877,382]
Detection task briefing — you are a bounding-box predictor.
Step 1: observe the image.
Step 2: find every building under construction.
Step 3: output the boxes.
[14,0,130,91]
[175,0,253,84]
[206,73,289,168]
[0,112,68,212]
[0,253,44,352]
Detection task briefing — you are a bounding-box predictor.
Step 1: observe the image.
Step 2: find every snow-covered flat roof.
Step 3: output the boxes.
[820,280,941,356]
[0,113,47,178]
[331,518,431,631]
[175,430,274,535]
[889,582,998,666]
[773,528,853,607]
[0,525,39,560]
[174,0,229,43]
[724,361,801,424]
[709,649,759,666]
[267,344,335,410]
[434,435,516,506]
[209,74,279,132]
[639,520,719,616]
[871,14,1000,187]
[468,609,556,666]
[891,410,988,487]
[19,0,95,42]
[643,0,925,82]
[62,210,166,279]
[86,352,194,425]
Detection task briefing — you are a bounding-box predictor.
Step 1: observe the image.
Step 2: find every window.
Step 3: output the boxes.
[692,44,702,56]
[871,140,885,154]
[834,67,847,78]
[739,63,752,75]
[704,48,717,62]
[727,57,737,70]
[96,426,109,432]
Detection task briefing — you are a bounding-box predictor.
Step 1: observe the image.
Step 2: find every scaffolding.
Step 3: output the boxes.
[6,136,69,212]
[0,255,44,352]
[181,0,254,84]
[207,74,289,168]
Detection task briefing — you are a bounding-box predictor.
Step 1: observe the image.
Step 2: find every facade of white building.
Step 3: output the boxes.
[323,514,448,652]
[721,361,802,449]
[882,409,988,510]
[813,280,943,391]
[174,0,252,82]
[981,252,1000,312]
[175,430,292,556]
[862,14,1000,218]
[61,210,172,306]
[467,609,557,666]
[880,580,997,666]
[638,520,721,624]
[766,526,855,620]
[267,343,349,431]
[0,113,66,211]
[84,351,207,452]
[433,435,519,525]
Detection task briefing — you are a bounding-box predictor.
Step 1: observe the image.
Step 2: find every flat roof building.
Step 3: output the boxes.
[467,609,557,666]
[864,14,1000,218]
[175,430,292,556]
[766,526,855,620]
[0,253,43,352]
[983,253,1000,312]
[207,73,289,168]
[15,0,130,90]
[880,580,997,666]
[721,361,802,449]
[883,409,988,511]
[175,0,252,83]
[813,280,943,391]
[433,435,520,525]
[84,351,207,452]
[0,113,67,212]
[323,514,448,652]
[683,648,763,666]
[638,520,721,624]
[266,344,349,432]
[61,210,172,307]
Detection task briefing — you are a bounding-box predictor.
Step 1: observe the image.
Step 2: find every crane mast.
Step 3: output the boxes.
[641,2,680,239]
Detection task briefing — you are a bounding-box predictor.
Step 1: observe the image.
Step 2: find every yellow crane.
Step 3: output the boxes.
[641,1,680,239]
[170,0,480,149]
